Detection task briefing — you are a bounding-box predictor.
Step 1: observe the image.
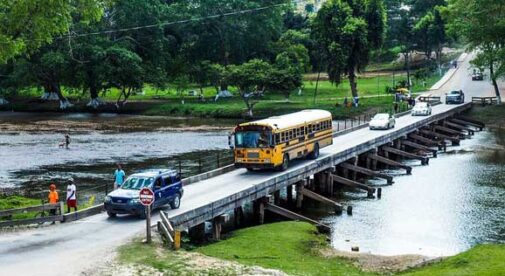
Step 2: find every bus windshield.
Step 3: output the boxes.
[235,131,272,148]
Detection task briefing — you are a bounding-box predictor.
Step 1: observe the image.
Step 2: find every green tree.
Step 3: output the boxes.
[267,68,303,100]
[445,0,505,102]
[226,59,272,117]
[103,46,144,109]
[312,0,386,97]
[0,0,107,63]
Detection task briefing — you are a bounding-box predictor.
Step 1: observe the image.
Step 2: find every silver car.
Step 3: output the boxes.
[411,102,432,116]
[369,113,396,130]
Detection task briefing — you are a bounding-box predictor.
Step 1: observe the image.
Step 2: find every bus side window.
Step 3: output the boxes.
[275,134,280,144]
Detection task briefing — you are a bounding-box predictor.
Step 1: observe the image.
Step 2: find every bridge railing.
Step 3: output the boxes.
[472,96,498,106]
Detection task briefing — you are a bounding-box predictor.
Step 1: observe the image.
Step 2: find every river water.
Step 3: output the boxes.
[0,112,235,196]
[323,129,505,256]
[1,112,504,257]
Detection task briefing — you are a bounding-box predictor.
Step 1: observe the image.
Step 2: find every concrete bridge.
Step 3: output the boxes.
[161,102,480,244]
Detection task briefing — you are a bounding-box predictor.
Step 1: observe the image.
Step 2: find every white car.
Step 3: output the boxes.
[369,113,396,130]
[411,102,432,116]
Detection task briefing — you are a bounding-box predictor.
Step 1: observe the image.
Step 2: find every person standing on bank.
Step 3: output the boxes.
[114,164,126,190]
[48,184,59,216]
[66,178,77,213]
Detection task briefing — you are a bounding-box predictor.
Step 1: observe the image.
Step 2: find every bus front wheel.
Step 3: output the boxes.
[308,143,320,160]
[279,154,289,171]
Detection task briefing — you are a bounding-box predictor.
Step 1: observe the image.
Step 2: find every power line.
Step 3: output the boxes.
[0,2,288,44]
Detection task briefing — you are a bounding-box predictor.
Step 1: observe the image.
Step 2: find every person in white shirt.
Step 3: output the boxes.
[66,178,77,213]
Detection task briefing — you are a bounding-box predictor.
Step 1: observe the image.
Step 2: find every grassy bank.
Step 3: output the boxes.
[466,105,505,128]
[2,73,437,119]
[197,221,368,275]
[0,196,41,220]
[116,221,505,275]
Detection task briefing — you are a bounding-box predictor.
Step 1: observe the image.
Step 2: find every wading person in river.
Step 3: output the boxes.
[114,164,126,190]
[66,179,77,213]
[64,133,70,149]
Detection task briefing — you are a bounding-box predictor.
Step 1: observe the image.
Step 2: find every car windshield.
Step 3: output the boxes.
[373,114,389,120]
[121,177,154,190]
[235,131,272,148]
[449,91,460,95]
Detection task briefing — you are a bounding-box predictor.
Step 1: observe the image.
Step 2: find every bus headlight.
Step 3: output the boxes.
[264,159,271,163]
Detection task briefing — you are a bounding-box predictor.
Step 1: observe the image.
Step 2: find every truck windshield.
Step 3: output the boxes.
[121,177,154,190]
[235,131,272,148]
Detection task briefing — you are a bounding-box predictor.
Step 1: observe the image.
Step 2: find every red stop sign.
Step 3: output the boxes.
[139,188,155,206]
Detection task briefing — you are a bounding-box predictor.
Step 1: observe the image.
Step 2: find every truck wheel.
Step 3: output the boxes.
[170,193,181,209]
[107,211,117,218]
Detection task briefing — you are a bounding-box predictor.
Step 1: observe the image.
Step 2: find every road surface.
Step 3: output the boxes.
[0,52,499,276]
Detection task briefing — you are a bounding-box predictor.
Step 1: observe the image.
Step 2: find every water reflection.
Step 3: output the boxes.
[326,130,505,256]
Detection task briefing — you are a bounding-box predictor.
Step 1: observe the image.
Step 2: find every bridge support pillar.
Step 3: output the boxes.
[189,223,206,243]
[286,185,293,206]
[274,190,280,205]
[212,214,229,241]
[233,206,244,228]
[296,181,305,209]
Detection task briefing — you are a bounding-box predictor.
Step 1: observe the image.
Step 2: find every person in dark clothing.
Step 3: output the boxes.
[64,133,70,149]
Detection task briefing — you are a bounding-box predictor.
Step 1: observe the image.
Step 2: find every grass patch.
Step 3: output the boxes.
[402,245,505,276]
[0,196,42,221]
[7,72,439,119]
[118,238,244,275]
[116,222,505,275]
[466,105,505,127]
[196,221,370,276]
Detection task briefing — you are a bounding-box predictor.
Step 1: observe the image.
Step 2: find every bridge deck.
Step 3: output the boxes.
[166,103,471,230]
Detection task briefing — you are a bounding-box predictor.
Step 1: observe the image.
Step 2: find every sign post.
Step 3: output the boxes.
[139,187,155,243]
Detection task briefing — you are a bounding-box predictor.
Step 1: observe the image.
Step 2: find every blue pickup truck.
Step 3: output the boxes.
[104,169,183,218]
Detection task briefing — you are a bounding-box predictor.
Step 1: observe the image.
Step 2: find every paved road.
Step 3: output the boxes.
[0,52,498,276]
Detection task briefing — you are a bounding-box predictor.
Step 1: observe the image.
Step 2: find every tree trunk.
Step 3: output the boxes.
[404,52,411,89]
[52,82,73,109]
[313,71,321,104]
[348,68,358,98]
[241,93,254,117]
[490,62,502,104]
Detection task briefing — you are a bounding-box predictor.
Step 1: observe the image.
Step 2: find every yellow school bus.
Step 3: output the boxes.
[232,109,333,171]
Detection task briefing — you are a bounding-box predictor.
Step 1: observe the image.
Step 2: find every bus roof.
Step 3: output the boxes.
[239,109,332,130]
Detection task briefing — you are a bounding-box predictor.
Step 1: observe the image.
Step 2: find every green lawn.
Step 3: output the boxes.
[9,72,440,119]
[195,222,505,276]
[197,221,371,276]
[402,245,505,276]
[117,221,505,275]
[0,196,41,221]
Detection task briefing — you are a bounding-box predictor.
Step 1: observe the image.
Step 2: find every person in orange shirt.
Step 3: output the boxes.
[48,184,59,216]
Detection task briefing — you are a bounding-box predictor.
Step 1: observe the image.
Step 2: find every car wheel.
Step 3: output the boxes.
[107,211,117,218]
[279,154,289,171]
[170,193,181,209]
[308,143,320,160]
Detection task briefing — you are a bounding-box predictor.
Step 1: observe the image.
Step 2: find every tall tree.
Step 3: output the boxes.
[226,59,272,117]
[445,0,505,102]
[312,0,386,97]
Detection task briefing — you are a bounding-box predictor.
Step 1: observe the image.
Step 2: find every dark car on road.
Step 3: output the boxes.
[104,169,183,218]
[445,90,465,104]
[472,70,484,81]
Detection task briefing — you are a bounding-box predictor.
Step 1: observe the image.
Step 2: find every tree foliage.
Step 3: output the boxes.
[312,0,386,97]
[0,0,108,63]
[445,0,505,101]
